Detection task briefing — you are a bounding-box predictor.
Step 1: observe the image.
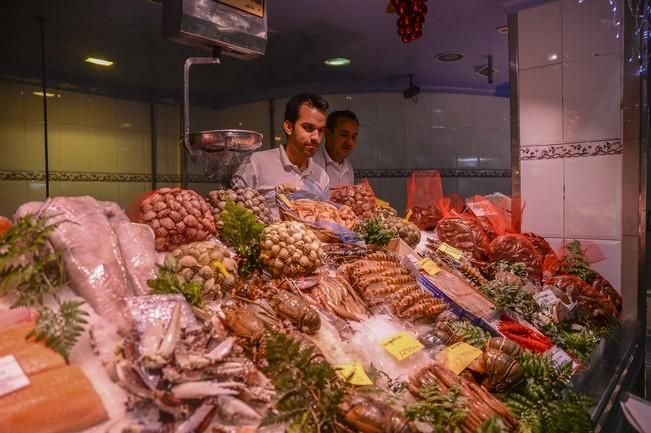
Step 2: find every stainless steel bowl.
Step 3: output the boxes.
[185,129,263,154]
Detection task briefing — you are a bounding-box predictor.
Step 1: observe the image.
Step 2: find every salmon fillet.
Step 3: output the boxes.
[0,322,35,356]
[0,365,109,433]
[11,343,66,375]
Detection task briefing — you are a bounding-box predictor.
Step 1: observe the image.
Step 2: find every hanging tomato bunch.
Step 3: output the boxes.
[391,0,428,43]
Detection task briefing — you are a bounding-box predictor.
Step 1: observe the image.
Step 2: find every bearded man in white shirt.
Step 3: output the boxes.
[232,93,330,215]
[312,110,359,190]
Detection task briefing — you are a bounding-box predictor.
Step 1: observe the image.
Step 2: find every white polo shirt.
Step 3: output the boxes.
[232,145,330,215]
[311,145,354,189]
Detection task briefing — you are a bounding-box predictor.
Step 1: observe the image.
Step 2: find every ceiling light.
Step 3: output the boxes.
[33,91,57,98]
[324,57,351,66]
[434,52,464,62]
[496,25,508,34]
[547,53,559,61]
[84,57,114,67]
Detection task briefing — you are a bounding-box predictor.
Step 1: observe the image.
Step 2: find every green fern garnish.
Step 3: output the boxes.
[404,382,468,433]
[502,352,592,433]
[480,279,541,323]
[354,217,393,247]
[562,240,597,282]
[0,213,89,362]
[220,200,264,277]
[448,320,490,349]
[28,300,89,362]
[261,331,350,433]
[476,416,507,433]
[148,255,204,307]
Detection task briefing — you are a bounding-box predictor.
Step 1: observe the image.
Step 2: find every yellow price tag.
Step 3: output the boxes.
[418,258,441,276]
[404,208,413,222]
[445,342,483,374]
[437,242,463,260]
[211,261,231,278]
[335,362,373,386]
[278,194,291,207]
[380,332,424,361]
[375,198,391,208]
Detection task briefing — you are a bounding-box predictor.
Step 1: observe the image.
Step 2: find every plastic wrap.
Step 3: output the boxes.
[436,217,491,260]
[329,181,376,219]
[125,295,198,335]
[110,220,158,296]
[489,234,543,283]
[419,271,495,320]
[38,196,134,332]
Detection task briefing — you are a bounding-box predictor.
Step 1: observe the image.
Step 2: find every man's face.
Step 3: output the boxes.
[284,103,326,158]
[326,117,359,162]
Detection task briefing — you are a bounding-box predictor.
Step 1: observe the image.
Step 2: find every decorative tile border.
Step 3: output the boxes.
[1,168,513,183]
[520,140,623,160]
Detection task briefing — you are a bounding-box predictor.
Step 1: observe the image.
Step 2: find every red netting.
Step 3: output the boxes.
[488,234,543,283]
[405,170,443,211]
[0,216,12,237]
[126,191,156,223]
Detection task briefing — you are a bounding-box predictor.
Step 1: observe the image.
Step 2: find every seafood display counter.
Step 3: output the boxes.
[0,185,638,433]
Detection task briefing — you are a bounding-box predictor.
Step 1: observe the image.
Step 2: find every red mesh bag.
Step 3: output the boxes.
[523,232,554,258]
[488,234,543,283]
[330,179,376,219]
[465,195,511,240]
[404,170,444,229]
[126,191,156,223]
[436,197,491,260]
[0,216,12,237]
[130,187,217,251]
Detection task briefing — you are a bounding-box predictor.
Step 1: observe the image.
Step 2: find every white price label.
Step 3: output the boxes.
[533,289,560,307]
[0,355,30,397]
[549,346,576,369]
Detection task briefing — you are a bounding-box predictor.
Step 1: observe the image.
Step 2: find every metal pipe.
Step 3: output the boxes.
[183,56,220,155]
[39,18,50,197]
[507,14,521,232]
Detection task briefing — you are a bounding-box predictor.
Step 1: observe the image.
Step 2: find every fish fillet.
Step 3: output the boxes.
[0,365,108,433]
[0,322,35,356]
[11,343,66,375]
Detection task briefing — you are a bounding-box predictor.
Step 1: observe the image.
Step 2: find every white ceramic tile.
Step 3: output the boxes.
[568,238,622,291]
[544,237,565,255]
[23,85,49,123]
[480,178,512,197]
[563,54,621,142]
[477,127,510,169]
[88,95,117,128]
[117,130,148,173]
[457,178,483,199]
[405,126,433,169]
[349,126,378,169]
[430,126,457,169]
[564,154,622,239]
[58,91,90,126]
[89,127,119,172]
[477,96,510,129]
[454,94,483,128]
[0,181,27,218]
[27,181,46,202]
[440,177,459,197]
[455,129,480,168]
[404,94,432,126]
[0,80,24,121]
[25,121,45,171]
[518,1,562,69]
[519,65,563,145]
[562,0,621,62]
[520,159,564,237]
[375,125,406,168]
[377,93,406,126]
[53,123,91,172]
[116,99,148,131]
[155,104,180,135]
[0,119,26,170]
[430,93,458,127]
[348,93,379,126]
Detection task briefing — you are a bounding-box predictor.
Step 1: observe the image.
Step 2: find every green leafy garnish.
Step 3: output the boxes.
[0,213,88,361]
[261,331,350,433]
[477,416,508,433]
[405,382,468,433]
[480,279,541,323]
[220,200,264,277]
[448,319,490,349]
[502,352,593,433]
[148,255,204,307]
[354,217,393,247]
[562,240,597,282]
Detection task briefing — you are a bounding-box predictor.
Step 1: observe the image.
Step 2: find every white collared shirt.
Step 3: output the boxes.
[311,145,354,190]
[232,145,330,216]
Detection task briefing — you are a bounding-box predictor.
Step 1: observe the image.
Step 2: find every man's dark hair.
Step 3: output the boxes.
[326,110,359,131]
[284,93,329,124]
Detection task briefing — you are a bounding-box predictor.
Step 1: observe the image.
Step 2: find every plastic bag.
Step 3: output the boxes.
[405,170,443,212]
[435,195,491,260]
[465,194,511,239]
[488,234,543,283]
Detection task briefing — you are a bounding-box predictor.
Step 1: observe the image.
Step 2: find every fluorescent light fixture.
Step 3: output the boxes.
[547,53,559,61]
[33,91,56,98]
[435,52,464,62]
[324,57,351,66]
[84,57,114,66]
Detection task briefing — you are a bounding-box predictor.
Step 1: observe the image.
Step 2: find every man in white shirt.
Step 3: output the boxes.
[232,93,330,215]
[312,110,358,189]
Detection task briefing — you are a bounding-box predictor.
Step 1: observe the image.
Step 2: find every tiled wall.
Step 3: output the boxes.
[1,80,511,219]
[0,79,192,217]
[517,0,625,292]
